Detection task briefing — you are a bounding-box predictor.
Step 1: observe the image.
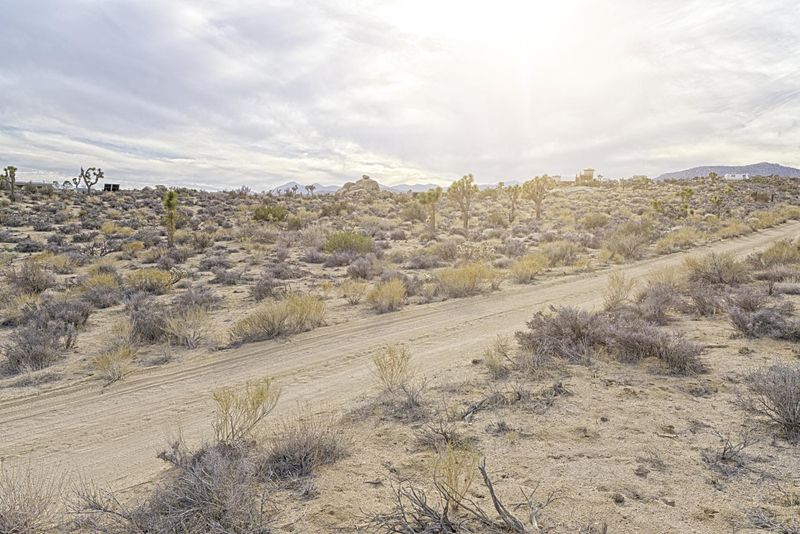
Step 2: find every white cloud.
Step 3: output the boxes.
[1,0,799,188]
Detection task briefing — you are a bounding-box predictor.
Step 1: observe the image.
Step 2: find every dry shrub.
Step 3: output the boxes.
[745,364,800,439]
[340,279,367,305]
[6,261,55,294]
[31,252,75,274]
[540,240,581,266]
[602,271,636,310]
[604,223,651,260]
[229,293,325,344]
[75,440,270,534]
[434,445,479,511]
[212,377,280,444]
[516,306,608,363]
[80,272,122,308]
[509,253,548,283]
[262,415,350,479]
[729,304,800,341]
[0,464,62,533]
[635,282,679,325]
[685,252,749,285]
[367,279,406,313]
[125,268,175,295]
[372,344,413,393]
[164,306,210,348]
[126,293,168,344]
[516,306,704,375]
[435,262,497,298]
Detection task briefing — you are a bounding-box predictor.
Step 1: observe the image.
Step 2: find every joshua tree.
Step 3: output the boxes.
[80,167,104,195]
[305,184,316,197]
[1,165,16,202]
[678,187,694,218]
[162,190,178,247]
[503,183,522,223]
[523,175,555,220]
[419,186,443,233]
[449,174,479,230]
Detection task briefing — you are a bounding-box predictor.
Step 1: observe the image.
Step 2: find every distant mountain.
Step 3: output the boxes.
[268,182,340,195]
[656,162,800,181]
[383,183,442,193]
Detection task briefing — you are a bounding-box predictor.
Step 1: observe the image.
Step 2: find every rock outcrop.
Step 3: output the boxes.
[336,175,380,197]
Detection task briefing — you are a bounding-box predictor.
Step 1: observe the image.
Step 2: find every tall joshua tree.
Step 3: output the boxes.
[523,175,555,220]
[163,190,178,247]
[2,166,17,202]
[79,167,104,195]
[503,183,522,223]
[419,186,443,233]
[449,174,479,231]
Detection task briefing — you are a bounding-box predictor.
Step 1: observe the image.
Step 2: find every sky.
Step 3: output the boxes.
[1,0,799,189]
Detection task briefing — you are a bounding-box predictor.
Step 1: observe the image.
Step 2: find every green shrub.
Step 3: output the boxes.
[229,293,325,344]
[253,205,288,222]
[324,231,373,254]
[509,253,548,283]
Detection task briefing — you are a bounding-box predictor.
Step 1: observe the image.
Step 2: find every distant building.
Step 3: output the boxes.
[103,183,121,192]
[723,173,749,181]
[576,168,595,184]
[23,181,54,191]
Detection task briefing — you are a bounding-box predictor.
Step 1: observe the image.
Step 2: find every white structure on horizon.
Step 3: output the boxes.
[723,173,749,181]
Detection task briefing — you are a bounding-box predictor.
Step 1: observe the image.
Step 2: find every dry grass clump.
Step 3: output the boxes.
[685,252,749,285]
[367,279,406,313]
[509,253,548,283]
[92,343,136,384]
[655,226,703,254]
[339,279,367,305]
[212,377,280,444]
[602,271,636,310]
[0,463,62,533]
[435,445,480,511]
[717,221,752,239]
[261,414,350,479]
[745,364,800,439]
[759,239,800,268]
[435,262,498,298]
[372,344,414,393]
[229,293,325,344]
[164,306,211,348]
[482,336,513,379]
[125,268,176,295]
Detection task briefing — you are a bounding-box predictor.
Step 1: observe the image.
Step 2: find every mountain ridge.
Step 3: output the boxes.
[656,162,800,180]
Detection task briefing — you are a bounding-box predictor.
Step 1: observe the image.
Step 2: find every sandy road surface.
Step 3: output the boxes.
[1,221,799,491]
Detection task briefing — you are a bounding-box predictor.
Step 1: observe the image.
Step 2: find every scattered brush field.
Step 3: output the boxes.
[1,176,800,532]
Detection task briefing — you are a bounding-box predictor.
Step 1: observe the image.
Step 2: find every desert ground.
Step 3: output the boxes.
[1,175,800,533]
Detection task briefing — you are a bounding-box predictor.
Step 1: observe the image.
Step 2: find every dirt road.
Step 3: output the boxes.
[1,222,798,491]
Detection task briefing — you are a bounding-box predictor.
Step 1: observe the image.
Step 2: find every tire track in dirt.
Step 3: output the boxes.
[1,221,798,491]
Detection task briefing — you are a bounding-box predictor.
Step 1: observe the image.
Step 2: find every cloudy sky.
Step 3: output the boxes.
[1,0,799,189]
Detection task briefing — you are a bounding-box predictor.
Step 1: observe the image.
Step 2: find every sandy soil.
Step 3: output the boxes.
[1,220,799,527]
